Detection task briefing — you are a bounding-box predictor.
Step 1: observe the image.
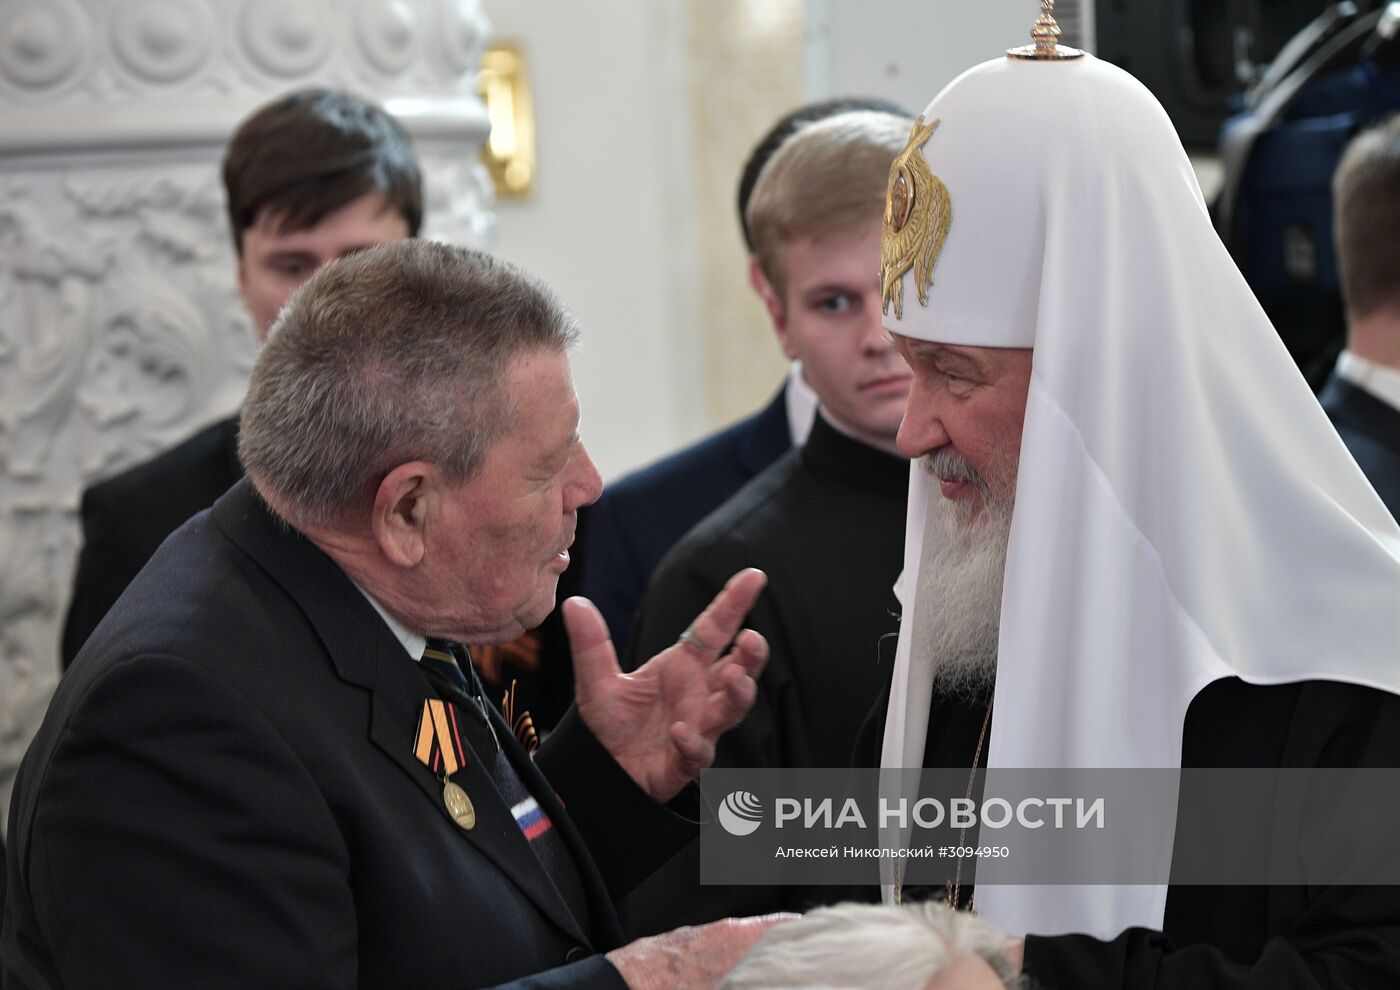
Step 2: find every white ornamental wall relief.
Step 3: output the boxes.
[0,0,494,821]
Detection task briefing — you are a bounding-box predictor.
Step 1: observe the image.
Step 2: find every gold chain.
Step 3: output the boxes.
[893,699,993,909]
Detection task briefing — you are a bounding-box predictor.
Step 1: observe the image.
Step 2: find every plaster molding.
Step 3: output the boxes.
[0,0,495,822]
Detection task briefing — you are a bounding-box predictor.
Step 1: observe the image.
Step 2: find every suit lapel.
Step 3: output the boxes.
[212,481,592,946]
[367,668,591,946]
[494,709,625,948]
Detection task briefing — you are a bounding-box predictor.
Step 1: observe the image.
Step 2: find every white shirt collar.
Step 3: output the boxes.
[784,360,819,447]
[350,579,426,661]
[1335,349,1400,414]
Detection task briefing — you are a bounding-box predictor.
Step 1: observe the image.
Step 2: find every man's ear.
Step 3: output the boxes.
[749,255,797,360]
[371,462,436,568]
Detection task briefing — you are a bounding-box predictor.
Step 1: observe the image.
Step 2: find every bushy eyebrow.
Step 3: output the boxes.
[535,431,579,473]
[903,341,985,375]
[798,280,866,300]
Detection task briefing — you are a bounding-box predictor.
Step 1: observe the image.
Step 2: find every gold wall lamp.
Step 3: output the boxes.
[478,42,536,198]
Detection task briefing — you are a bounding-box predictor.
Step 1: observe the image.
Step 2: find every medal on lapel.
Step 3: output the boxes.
[414,698,476,830]
[442,779,475,830]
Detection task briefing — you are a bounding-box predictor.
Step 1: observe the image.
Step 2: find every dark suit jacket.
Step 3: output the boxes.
[1320,375,1400,519]
[5,480,693,989]
[570,386,791,658]
[61,414,243,668]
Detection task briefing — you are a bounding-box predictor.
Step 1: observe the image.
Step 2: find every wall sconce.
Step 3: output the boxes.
[478,42,536,198]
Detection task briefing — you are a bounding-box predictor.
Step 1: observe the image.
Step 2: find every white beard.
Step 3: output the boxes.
[914,463,1014,701]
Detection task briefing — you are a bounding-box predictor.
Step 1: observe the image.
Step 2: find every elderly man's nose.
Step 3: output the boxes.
[570,442,604,508]
[897,386,948,459]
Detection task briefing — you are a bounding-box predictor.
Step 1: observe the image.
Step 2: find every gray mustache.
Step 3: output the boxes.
[920,447,982,485]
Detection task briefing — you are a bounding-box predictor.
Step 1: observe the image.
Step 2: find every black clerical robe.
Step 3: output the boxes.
[630,412,907,766]
[621,413,908,935]
[852,676,1400,988]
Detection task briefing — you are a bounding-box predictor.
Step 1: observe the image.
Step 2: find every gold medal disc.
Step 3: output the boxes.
[443,779,476,830]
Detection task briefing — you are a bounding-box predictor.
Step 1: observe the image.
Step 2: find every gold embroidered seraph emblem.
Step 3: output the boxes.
[881,116,951,319]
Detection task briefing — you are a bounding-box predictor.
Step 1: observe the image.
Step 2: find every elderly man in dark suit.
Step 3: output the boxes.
[1320,114,1400,518]
[3,241,779,988]
[61,87,422,668]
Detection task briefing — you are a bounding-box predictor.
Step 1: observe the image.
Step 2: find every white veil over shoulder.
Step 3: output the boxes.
[878,53,1400,939]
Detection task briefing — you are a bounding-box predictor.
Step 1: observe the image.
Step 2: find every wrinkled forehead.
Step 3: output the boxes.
[880,54,1195,349]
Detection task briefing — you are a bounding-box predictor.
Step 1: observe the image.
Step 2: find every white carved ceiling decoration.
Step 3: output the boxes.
[0,0,496,821]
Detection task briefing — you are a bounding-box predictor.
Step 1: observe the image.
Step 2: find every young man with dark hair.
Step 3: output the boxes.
[60,88,422,667]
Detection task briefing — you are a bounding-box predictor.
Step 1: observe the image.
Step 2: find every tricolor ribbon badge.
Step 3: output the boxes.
[511,796,554,842]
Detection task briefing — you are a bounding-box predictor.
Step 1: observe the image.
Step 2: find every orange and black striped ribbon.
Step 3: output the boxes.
[414,698,469,777]
[502,680,540,756]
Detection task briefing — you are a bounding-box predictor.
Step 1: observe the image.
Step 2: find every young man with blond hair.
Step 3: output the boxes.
[623,109,914,934]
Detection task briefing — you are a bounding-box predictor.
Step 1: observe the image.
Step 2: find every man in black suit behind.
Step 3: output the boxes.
[60,87,422,667]
[3,241,781,988]
[1320,114,1400,518]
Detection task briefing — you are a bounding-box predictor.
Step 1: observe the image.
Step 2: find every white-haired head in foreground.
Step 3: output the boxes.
[719,901,1023,990]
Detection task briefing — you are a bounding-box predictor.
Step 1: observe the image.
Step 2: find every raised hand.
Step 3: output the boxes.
[563,568,769,802]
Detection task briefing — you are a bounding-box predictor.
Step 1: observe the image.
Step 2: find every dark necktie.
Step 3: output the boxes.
[421,639,498,751]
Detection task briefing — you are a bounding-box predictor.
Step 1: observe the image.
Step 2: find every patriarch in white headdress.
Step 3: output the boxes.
[878,3,1400,947]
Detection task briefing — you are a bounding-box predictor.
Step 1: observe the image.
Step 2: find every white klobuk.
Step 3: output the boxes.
[878,52,1400,939]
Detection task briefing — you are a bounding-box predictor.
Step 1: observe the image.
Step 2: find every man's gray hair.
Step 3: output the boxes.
[239,239,579,527]
[720,901,1023,990]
